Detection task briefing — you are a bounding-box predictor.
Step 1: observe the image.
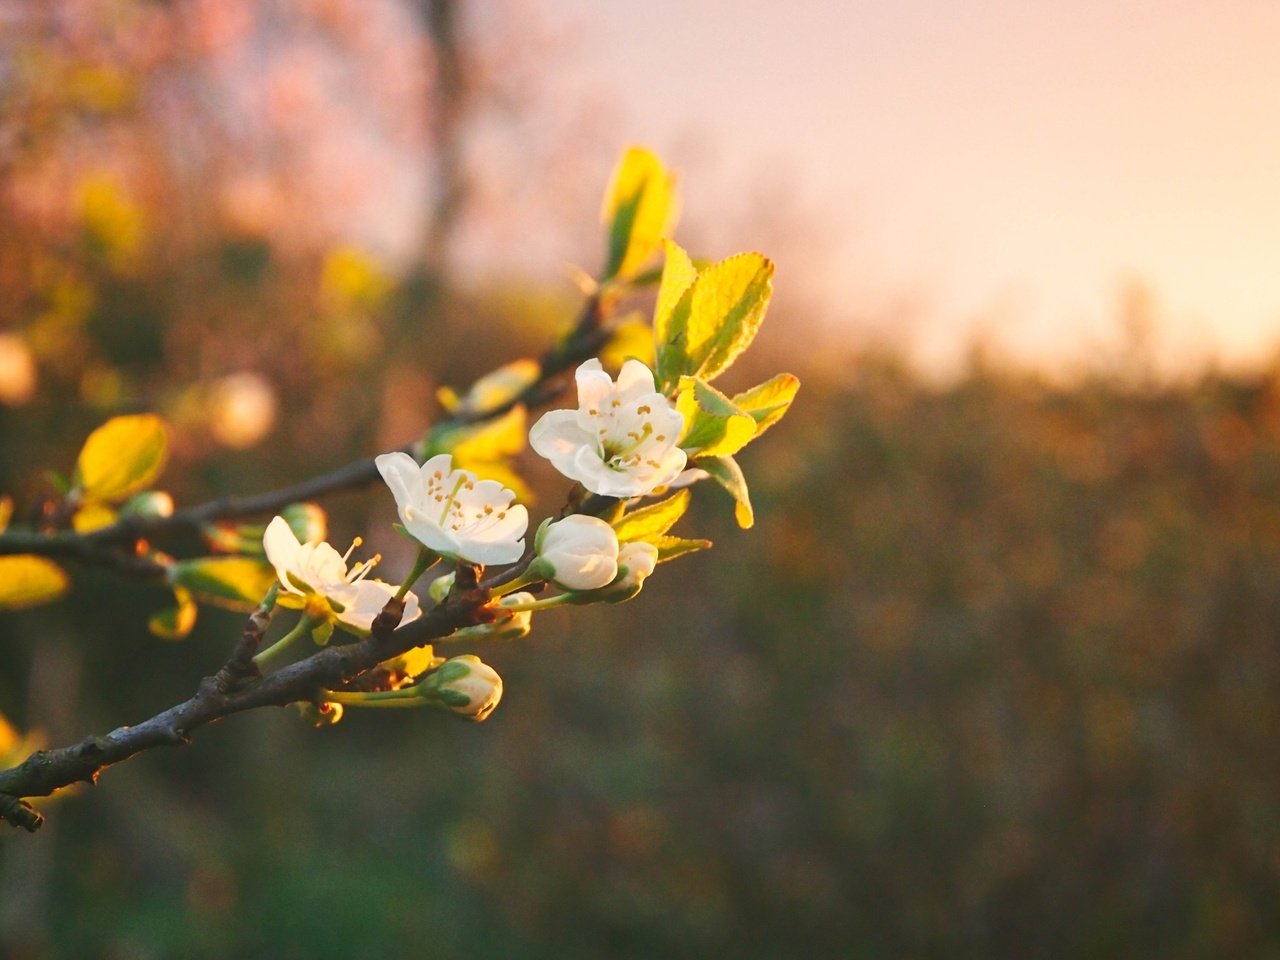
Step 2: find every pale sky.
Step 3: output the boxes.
[535,0,1280,375]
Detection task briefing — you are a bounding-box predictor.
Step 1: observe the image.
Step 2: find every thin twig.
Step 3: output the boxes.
[0,294,607,565]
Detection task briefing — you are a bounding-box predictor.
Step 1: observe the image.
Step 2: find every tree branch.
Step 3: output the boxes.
[0,294,608,564]
[0,578,491,832]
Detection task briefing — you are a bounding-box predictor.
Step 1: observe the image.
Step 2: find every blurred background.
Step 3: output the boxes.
[3,1,1280,957]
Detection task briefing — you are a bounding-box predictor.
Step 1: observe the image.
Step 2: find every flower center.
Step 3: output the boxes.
[594,403,669,473]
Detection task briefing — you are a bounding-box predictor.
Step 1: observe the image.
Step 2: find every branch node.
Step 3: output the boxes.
[0,794,44,832]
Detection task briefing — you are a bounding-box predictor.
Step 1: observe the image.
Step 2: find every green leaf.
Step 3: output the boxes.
[700,455,754,529]
[73,413,168,503]
[440,359,540,416]
[148,589,198,640]
[654,241,698,391]
[169,556,276,611]
[613,489,691,543]
[732,373,800,437]
[600,316,656,371]
[676,377,757,457]
[380,644,440,683]
[651,535,712,562]
[684,253,774,384]
[601,146,678,282]
[0,555,70,610]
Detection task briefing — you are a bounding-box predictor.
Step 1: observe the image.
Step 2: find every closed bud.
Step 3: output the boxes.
[536,515,619,591]
[120,490,175,519]
[421,655,503,721]
[281,502,327,544]
[603,541,659,603]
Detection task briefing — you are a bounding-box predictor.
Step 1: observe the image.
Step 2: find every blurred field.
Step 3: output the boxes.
[5,345,1280,958]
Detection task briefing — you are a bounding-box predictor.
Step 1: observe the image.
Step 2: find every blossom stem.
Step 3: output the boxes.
[319,688,426,708]
[489,565,544,598]
[396,546,439,601]
[253,615,320,672]
[497,593,576,613]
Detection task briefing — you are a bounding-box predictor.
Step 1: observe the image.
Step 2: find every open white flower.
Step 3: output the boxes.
[376,452,527,566]
[530,358,686,498]
[262,515,421,634]
[536,514,620,590]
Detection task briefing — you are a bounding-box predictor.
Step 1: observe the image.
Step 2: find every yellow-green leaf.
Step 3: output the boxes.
[684,253,774,384]
[651,534,713,562]
[74,413,169,503]
[654,241,698,390]
[733,373,800,437]
[676,378,757,458]
[600,316,657,371]
[427,405,527,463]
[72,502,117,533]
[169,556,276,611]
[601,146,678,282]
[613,489,691,543]
[149,589,197,640]
[700,455,754,529]
[381,644,441,684]
[0,710,43,768]
[0,555,70,610]
[441,359,540,416]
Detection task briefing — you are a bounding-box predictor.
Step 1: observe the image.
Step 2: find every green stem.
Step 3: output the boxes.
[253,615,319,672]
[396,546,439,601]
[489,565,544,598]
[499,593,575,613]
[320,688,426,708]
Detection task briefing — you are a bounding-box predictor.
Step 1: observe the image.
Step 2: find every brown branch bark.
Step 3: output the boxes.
[0,578,490,832]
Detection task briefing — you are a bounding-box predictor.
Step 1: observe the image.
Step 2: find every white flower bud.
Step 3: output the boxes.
[120,490,175,518]
[422,655,503,721]
[614,541,658,592]
[536,515,619,591]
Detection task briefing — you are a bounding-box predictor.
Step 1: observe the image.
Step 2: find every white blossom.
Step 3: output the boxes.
[529,358,686,498]
[376,451,527,566]
[262,515,421,633]
[536,515,620,590]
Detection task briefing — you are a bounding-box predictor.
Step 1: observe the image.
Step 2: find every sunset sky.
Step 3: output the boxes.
[538,0,1280,374]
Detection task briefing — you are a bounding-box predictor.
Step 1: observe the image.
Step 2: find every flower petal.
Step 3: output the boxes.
[530,409,595,468]
[615,359,659,402]
[336,580,422,634]
[376,452,425,519]
[573,358,613,412]
[263,515,304,594]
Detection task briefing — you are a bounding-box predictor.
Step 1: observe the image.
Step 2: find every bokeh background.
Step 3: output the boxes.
[3,2,1280,957]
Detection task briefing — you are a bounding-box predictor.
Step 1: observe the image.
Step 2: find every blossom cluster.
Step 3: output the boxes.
[261,357,681,720]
